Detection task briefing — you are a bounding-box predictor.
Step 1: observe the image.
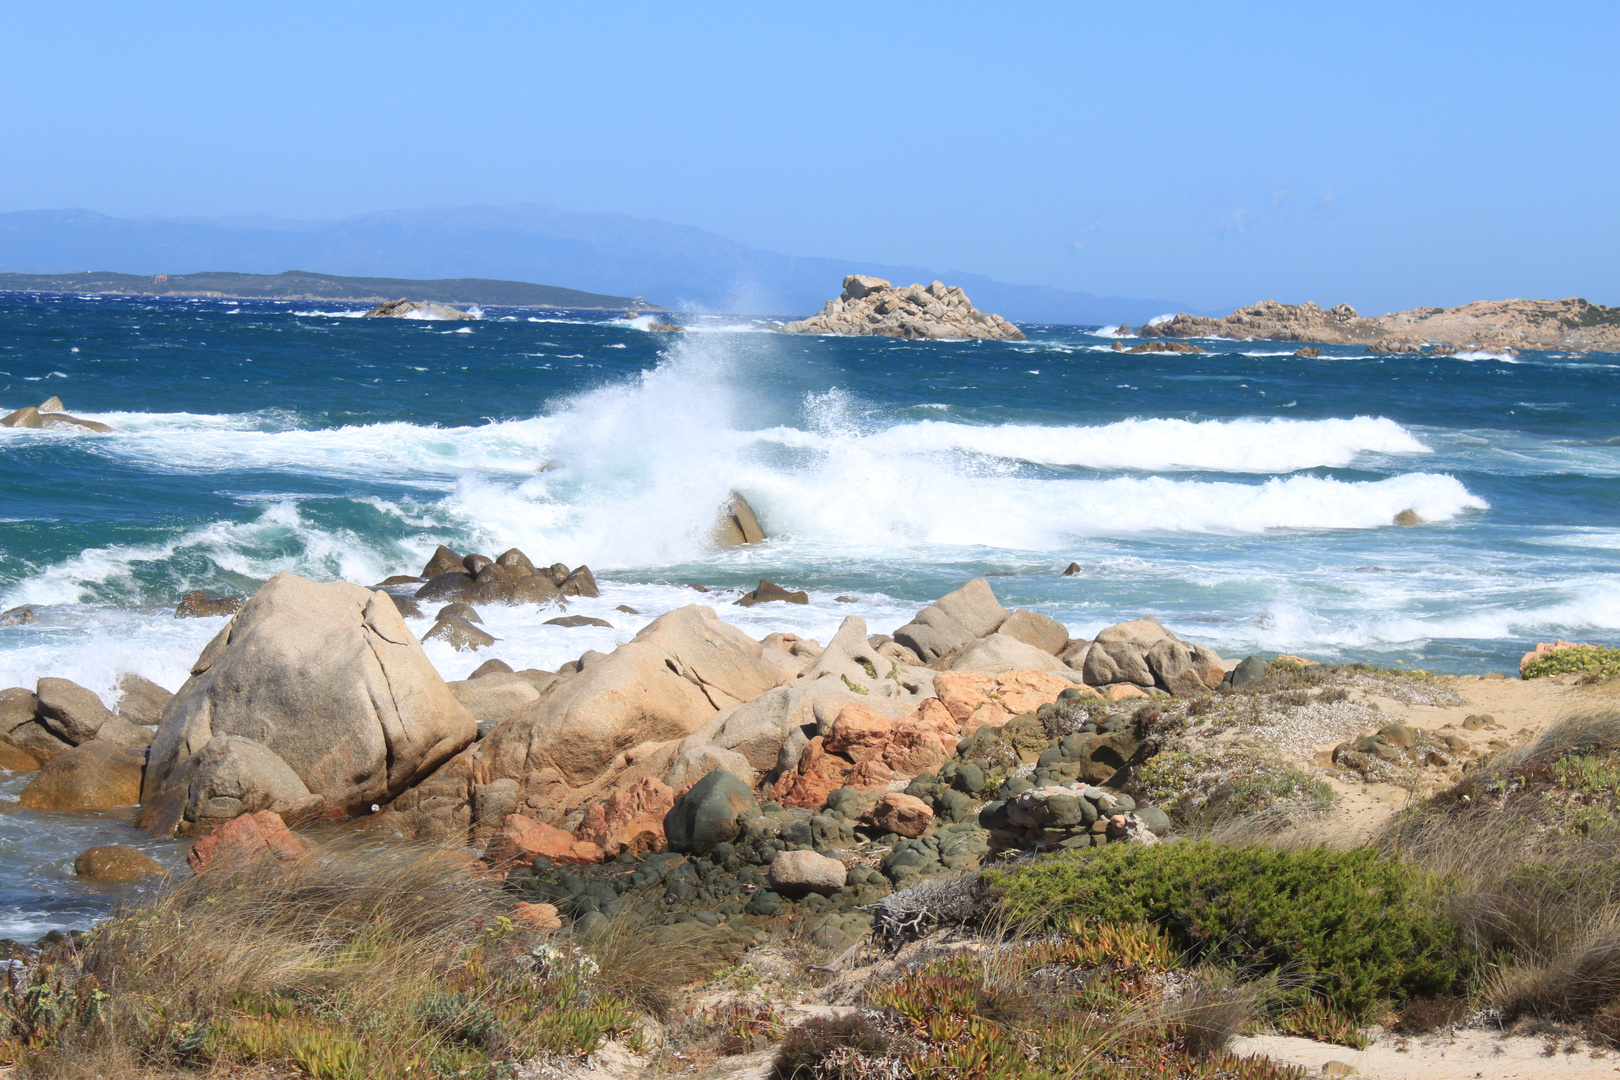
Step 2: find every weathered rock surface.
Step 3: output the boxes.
[141,573,476,831]
[483,814,601,870]
[450,673,542,737]
[18,742,145,811]
[363,299,473,320]
[473,605,781,788]
[575,777,675,857]
[863,791,934,838]
[156,734,326,836]
[780,276,1024,341]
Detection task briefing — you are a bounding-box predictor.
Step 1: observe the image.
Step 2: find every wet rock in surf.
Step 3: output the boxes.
[424,614,497,651]
[712,492,766,547]
[735,579,808,607]
[74,845,167,883]
[545,615,612,628]
[175,590,245,619]
[780,276,1024,341]
[421,545,466,578]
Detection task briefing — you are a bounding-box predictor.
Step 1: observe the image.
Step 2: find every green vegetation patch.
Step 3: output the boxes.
[1561,298,1620,329]
[990,842,1462,1018]
[1522,645,1620,681]
[1137,746,1333,824]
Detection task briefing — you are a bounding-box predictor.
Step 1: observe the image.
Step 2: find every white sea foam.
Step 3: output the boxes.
[748,415,1430,473]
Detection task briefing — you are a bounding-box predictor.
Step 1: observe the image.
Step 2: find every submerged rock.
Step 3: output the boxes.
[74,845,167,883]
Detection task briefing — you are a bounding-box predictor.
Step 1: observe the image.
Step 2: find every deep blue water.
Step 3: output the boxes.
[0,289,1616,935]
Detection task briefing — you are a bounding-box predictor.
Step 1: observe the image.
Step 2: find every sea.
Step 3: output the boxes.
[0,290,1616,937]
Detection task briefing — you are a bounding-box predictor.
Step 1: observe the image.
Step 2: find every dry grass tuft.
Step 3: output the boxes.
[3,839,643,1079]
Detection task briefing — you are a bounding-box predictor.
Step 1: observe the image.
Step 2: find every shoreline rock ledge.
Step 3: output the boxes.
[779,276,1024,341]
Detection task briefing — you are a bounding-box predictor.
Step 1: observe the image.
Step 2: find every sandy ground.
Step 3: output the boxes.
[1308,672,1618,839]
[1233,1030,1620,1078]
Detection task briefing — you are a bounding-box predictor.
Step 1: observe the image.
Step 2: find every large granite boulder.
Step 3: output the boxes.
[780,277,1025,341]
[141,573,476,830]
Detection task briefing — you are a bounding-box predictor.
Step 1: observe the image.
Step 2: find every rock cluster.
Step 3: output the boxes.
[0,396,113,432]
[1136,296,1620,352]
[0,676,166,806]
[9,567,1263,956]
[779,276,1024,341]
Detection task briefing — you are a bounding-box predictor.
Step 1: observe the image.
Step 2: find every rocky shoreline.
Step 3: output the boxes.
[3,548,1617,1077]
[1135,296,1620,352]
[6,543,1605,955]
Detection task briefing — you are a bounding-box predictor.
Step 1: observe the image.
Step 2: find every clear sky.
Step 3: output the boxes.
[2,1,1615,313]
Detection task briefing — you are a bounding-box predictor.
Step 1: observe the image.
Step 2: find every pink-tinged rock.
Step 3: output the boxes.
[880,716,960,775]
[932,671,998,727]
[823,703,894,762]
[187,810,306,874]
[483,814,602,870]
[574,776,674,857]
[862,792,934,838]
[511,901,562,931]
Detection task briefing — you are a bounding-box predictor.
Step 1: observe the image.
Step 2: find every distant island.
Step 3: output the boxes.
[1135,297,1620,353]
[0,269,664,311]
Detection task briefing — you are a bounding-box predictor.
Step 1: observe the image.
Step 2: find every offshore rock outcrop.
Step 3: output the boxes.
[1138,296,1620,351]
[363,299,474,320]
[780,276,1024,341]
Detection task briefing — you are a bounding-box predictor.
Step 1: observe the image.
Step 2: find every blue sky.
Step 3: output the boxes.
[1,1,1615,313]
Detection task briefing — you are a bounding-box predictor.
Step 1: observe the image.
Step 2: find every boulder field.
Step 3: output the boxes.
[2,565,1265,940]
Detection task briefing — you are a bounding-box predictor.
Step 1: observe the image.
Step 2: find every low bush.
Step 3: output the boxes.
[803,926,1308,1080]
[1522,645,1620,681]
[989,841,1463,1019]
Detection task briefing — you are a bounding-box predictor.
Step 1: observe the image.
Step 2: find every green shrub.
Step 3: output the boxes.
[989,842,1463,1019]
[1523,646,1620,680]
[1137,747,1333,823]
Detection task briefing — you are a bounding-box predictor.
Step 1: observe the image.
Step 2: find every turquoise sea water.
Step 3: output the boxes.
[0,291,1616,935]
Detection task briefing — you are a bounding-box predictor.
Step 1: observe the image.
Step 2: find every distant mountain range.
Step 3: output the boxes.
[0,205,1195,324]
